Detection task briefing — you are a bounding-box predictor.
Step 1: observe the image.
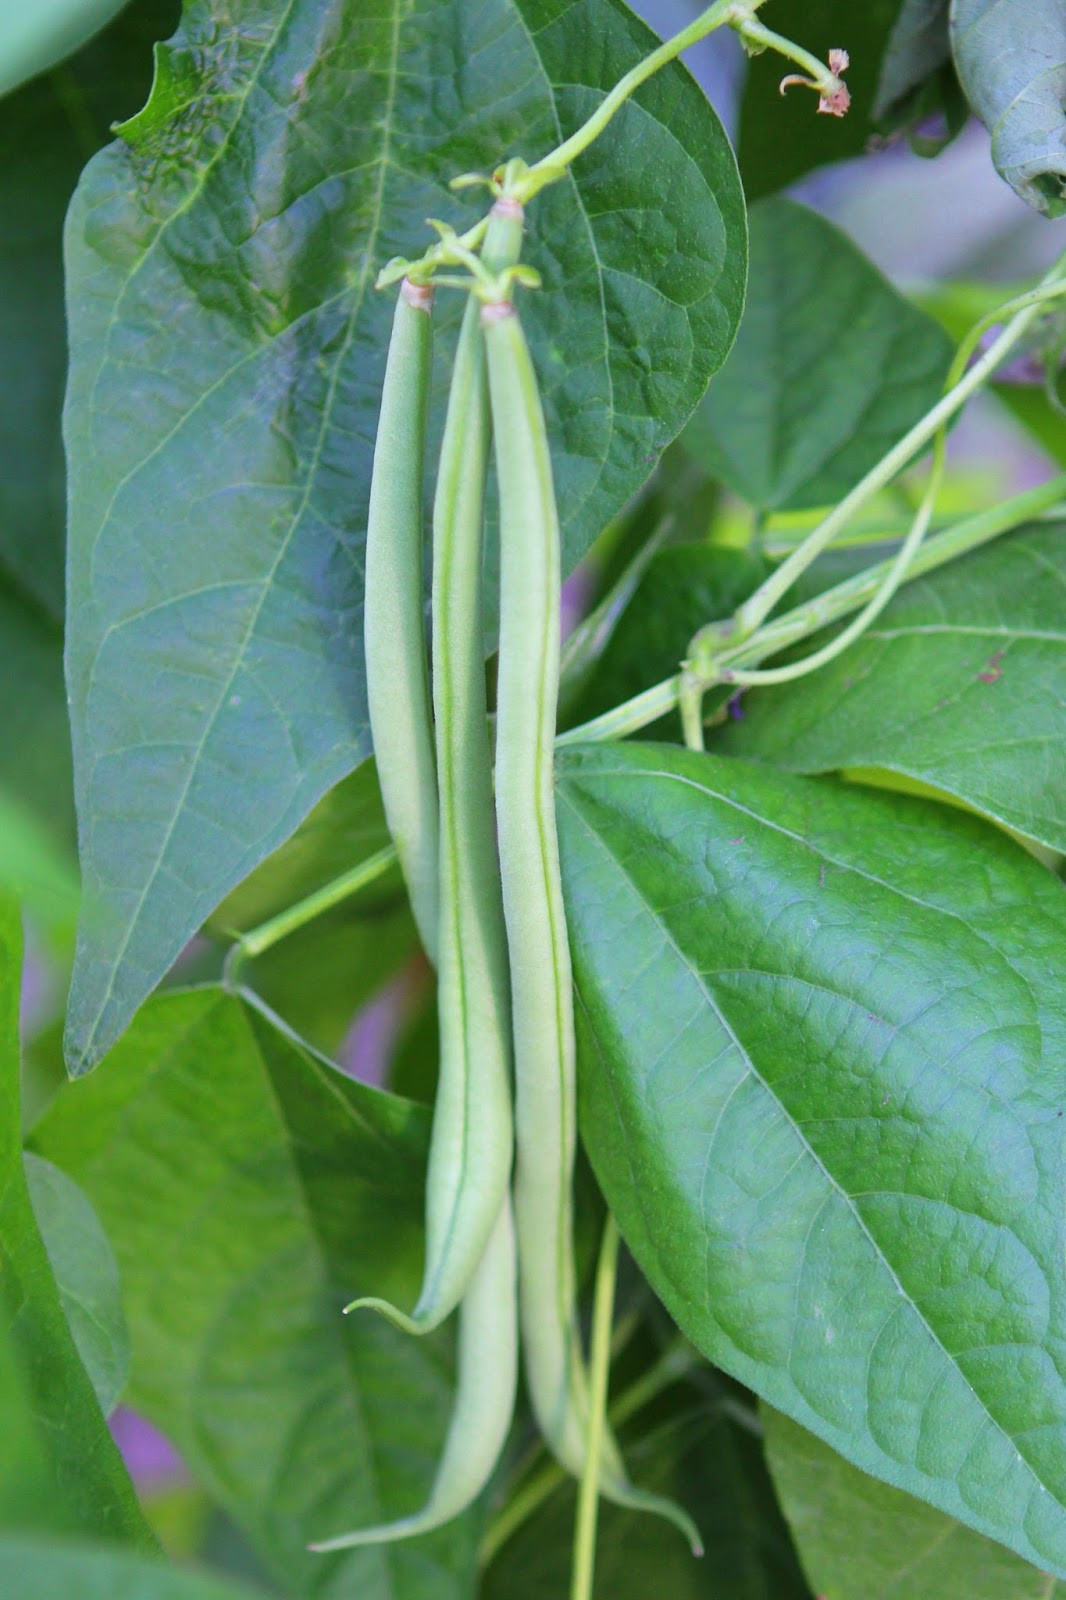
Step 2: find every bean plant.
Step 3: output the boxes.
[2,0,1066,1597]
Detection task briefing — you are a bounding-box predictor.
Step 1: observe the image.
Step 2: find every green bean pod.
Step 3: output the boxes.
[485,298,701,1553]
[364,277,440,962]
[310,1195,517,1550]
[353,204,524,1334]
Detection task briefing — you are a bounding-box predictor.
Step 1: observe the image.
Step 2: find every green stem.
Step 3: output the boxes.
[480,1337,697,1569]
[733,257,1066,640]
[570,1215,620,1600]
[556,474,1066,747]
[734,13,840,88]
[517,1,765,200]
[223,844,397,983]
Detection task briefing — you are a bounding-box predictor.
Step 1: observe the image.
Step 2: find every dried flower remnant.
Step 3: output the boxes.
[780,48,851,117]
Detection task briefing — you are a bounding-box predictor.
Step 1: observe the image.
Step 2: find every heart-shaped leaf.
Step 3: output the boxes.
[716,520,1066,855]
[63,0,746,1073]
[557,742,1066,1577]
[33,987,478,1598]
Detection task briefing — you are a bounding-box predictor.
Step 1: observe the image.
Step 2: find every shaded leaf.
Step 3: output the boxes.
[63,0,746,1073]
[684,201,953,512]
[0,899,150,1545]
[0,1533,268,1600]
[484,1390,812,1599]
[557,741,1066,1577]
[738,1,901,200]
[564,545,767,736]
[0,0,179,617]
[951,0,1066,217]
[24,1151,129,1417]
[33,987,478,1598]
[765,1407,1066,1600]
[874,0,951,121]
[716,520,1066,855]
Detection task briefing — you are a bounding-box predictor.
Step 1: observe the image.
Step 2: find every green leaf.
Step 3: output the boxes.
[716,521,1066,855]
[24,1152,129,1417]
[32,987,478,1598]
[951,0,1066,217]
[0,1533,268,1600]
[484,1390,812,1598]
[557,741,1066,1578]
[765,1407,1066,1600]
[0,898,150,1545]
[565,545,767,735]
[0,0,131,98]
[873,0,951,122]
[0,0,178,618]
[684,200,953,513]
[737,1,901,200]
[63,0,746,1074]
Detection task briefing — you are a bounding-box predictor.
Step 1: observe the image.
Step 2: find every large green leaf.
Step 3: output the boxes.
[33,987,477,1599]
[684,200,953,512]
[716,520,1066,855]
[951,0,1066,217]
[0,1534,268,1600]
[557,742,1066,1577]
[484,1388,812,1599]
[0,898,150,1545]
[765,1407,1066,1599]
[737,1,901,199]
[63,0,746,1074]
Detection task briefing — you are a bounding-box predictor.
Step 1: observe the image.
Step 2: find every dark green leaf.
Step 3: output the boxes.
[0,1533,269,1600]
[737,1,900,200]
[0,898,150,1545]
[565,545,767,735]
[33,987,478,1598]
[63,0,746,1074]
[716,520,1066,855]
[484,1390,812,1599]
[873,0,951,121]
[558,742,1066,1577]
[951,0,1066,217]
[24,1151,129,1416]
[765,1407,1066,1599]
[0,0,178,617]
[684,200,953,512]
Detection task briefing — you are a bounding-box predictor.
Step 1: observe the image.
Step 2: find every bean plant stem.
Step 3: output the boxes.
[734,257,1066,639]
[480,1338,697,1568]
[570,1216,621,1600]
[557,474,1066,746]
[518,1,768,199]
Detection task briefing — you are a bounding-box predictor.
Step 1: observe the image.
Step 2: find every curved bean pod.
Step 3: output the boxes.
[485,297,701,1552]
[364,277,440,962]
[353,203,524,1333]
[310,1195,517,1550]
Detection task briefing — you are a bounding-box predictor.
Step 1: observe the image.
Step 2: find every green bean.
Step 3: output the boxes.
[352,203,524,1333]
[310,1195,517,1550]
[485,296,701,1552]
[363,276,439,962]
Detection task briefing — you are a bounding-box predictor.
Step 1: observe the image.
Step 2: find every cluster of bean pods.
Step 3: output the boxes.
[312,196,699,1556]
